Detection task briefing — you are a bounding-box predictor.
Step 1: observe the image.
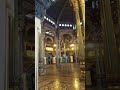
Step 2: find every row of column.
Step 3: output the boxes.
[71,0,85,61]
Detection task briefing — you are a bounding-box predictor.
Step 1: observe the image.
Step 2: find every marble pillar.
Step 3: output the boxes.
[35,1,46,89]
[79,0,85,37]
[56,28,60,65]
[35,16,40,90]
[39,23,45,76]
[71,0,84,61]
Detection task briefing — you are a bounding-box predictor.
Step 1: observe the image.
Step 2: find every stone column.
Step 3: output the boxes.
[39,23,46,76]
[64,43,66,56]
[35,16,40,90]
[56,28,60,65]
[35,1,46,89]
[42,24,46,64]
[79,0,85,37]
[100,0,119,84]
[71,0,84,61]
[35,18,45,89]
[59,39,61,62]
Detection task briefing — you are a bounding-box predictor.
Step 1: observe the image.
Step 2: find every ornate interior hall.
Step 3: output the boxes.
[35,0,85,90]
[0,0,120,90]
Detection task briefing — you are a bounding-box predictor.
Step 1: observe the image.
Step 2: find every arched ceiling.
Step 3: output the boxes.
[63,34,72,39]
[46,0,75,23]
[22,0,118,39]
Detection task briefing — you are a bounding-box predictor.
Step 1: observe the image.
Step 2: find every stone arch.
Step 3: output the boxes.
[60,31,73,39]
[45,36,54,44]
[59,31,74,43]
[44,23,56,36]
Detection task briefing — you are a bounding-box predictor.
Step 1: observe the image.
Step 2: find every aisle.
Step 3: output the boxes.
[39,63,85,90]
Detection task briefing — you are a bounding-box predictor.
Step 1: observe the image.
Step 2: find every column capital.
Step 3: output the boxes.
[79,0,85,7]
[35,1,46,21]
[35,0,54,21]
[70,0,79,11]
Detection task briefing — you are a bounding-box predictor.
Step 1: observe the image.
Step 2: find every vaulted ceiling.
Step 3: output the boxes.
[21,0,119,39]
[46,0,75,23]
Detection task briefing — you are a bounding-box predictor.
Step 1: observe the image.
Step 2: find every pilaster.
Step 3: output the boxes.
[71,0,85,61]
[35,0,53,89]
[79,0,85,37]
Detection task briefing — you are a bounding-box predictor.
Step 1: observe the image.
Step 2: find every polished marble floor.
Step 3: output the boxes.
[39,63,85,90]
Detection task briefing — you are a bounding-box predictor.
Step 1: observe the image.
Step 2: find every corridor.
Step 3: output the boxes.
[39,63,85,90]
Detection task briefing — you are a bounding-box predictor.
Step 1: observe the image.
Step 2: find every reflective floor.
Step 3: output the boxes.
[39,63,85,90]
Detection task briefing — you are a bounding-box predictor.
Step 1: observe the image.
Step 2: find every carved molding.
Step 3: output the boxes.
[35,1,46,20]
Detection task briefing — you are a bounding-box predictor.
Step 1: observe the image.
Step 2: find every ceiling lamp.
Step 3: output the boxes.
[59,24,61,26]
[67,24,69,27]
[46,31,49,34]
[70,24,72,27]
[50,20,53,24]
[52,21,54,24]
[52,0,55,2]
[44,16,46,19]
[70,44,75,47]
[46,47,53,51]
[65,24,67,27]
[53,22,55,25]
[80,22,82,25]
[48,19,51,22]
[53,44,57,47]
[62,24,64,26]
[51,21,55,25]
[46,18,49,21]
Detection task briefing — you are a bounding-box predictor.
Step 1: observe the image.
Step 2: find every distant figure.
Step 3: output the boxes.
[48,56,51,64]
[49,53,53,64]
[62,54,67,63]
[62,53,70,63]
[47,53,53,64]
[73,53,75,63]
[66,53,71,63]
